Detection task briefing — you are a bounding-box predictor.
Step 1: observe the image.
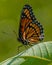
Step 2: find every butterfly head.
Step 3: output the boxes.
[22,40,29,45]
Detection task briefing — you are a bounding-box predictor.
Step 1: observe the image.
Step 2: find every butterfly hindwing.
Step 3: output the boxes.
[19,4,44,45]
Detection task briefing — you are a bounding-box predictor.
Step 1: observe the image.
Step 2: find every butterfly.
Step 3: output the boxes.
[18,4,44,45]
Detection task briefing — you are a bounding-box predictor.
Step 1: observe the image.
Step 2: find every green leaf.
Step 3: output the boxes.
[20,56,51,65]
[0,41,52,65]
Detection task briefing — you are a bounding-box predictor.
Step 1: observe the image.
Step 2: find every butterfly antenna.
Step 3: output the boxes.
[2,30,17,38]
[2,31,9,35]
[13,30,17,38]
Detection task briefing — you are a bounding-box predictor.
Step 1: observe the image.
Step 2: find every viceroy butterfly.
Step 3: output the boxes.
[18,4,44,45]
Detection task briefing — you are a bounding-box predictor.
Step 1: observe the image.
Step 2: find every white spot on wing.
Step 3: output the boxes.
[39,33,44,40]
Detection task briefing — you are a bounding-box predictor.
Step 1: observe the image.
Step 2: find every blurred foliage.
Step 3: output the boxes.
[0,42,52,65]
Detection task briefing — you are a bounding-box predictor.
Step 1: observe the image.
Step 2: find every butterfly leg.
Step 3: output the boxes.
[24,44,31,51]
[17,44,30,53]
[17,44,24,53]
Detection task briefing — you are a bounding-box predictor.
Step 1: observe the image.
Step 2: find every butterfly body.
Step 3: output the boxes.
[18,4,44,45]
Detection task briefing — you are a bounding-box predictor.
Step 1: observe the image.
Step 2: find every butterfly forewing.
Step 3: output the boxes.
[19,4,44,45]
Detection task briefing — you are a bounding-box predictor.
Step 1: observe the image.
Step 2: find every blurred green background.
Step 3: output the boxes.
[0,0,52,62]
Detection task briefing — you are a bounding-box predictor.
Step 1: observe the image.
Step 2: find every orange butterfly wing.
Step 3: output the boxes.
[18,5,44,45]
